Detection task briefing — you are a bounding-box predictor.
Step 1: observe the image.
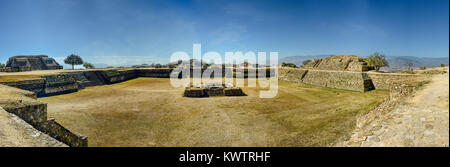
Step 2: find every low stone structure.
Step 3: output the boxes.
[0,106,67,147]
[184,83,246,97]
[3,55,63,72]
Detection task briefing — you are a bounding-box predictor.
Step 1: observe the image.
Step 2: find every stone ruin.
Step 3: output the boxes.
[2,55,63,72]
[280,55,377,92]
[184,82,246,97]
[303,55,373,72]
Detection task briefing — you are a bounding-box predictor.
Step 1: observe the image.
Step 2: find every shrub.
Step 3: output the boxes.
[281,62,297,68]
[366,52,389,71]
[83,62,95,69]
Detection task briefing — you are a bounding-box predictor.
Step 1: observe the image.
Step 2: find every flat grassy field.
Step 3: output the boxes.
[40,78,388,147]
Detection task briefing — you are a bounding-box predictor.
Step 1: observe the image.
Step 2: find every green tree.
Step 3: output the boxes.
[83,62,95,69]
[0,62,5,68]
[441,64,445,67]
[64,54,84,70]
[366,52,389,71]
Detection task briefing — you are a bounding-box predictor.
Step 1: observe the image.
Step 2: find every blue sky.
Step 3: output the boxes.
[0,0,448,67]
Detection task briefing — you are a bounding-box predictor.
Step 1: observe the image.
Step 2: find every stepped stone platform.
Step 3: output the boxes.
[184,83,246,97]
[280,55,376,92]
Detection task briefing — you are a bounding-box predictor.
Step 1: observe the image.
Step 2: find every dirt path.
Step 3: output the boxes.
[347,69,449,147]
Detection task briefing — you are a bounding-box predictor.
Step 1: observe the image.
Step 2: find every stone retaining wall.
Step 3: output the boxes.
[301,70,374,92]
[279,68,374,92]
[367,73,428,90]
[0,79,46,96]
[184,87,246,97]
[43,74,79,96]
[37,118,88,147]
[1,102,47,125]
[136,68,173,78]
[280,68,425,92]
[1,100,88,147]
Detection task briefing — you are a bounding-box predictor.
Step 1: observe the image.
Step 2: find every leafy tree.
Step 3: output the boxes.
[302,59,312,66]
[281,62,297,68]
[83,62,95,69]
[366,52,389,71]
[404,61,414,72]
[441,64,445,67]
[0,62,5,68]
[64,54,84,70]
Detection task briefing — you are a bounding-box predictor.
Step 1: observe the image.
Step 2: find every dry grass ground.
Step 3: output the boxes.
[40,78,388,147]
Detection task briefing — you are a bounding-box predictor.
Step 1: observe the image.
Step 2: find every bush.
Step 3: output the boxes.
[83,62,95,69]
[441,64,445,67]
[64,54,84,70]
[366,52,389,71]
[281,62,297,68]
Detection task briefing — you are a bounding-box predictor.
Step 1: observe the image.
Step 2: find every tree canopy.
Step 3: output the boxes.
[366,52,389,71]
[64,54,84,70]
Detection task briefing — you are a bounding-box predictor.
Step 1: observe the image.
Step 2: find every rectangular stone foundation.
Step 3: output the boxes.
[184,87,245,97]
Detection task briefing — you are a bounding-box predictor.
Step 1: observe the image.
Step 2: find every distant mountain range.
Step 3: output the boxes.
[280,55,449,72]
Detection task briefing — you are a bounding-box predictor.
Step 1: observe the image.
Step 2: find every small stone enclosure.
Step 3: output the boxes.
[184,83,246,97]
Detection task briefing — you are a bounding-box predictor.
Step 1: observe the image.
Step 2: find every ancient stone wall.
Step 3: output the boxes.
[367,73,429,90]
[136,68,173,78]
[65,72,91,89]
[279,68,309,82]
[0,106,67,147]
[101,69,138,83]
[43,74,78,96]
[0,98,88,147]
[279,67,426,92]
[279,68,374,92]
[302,70,374,92]
[1,102,47,125]
[303,55,371,72]
[0,79,46,96]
